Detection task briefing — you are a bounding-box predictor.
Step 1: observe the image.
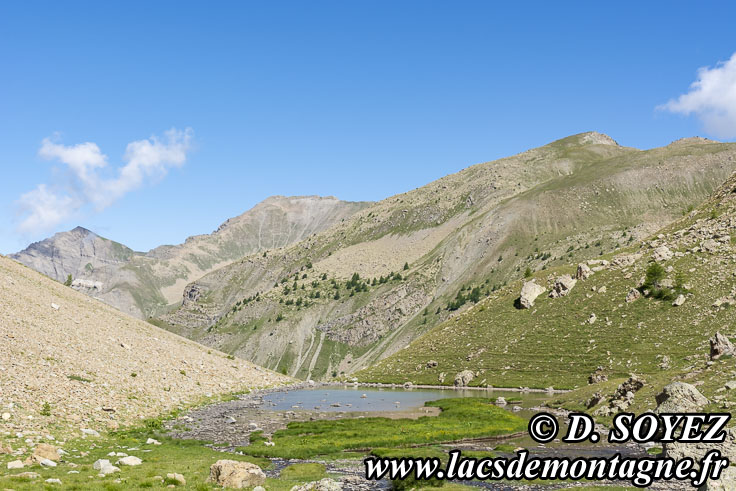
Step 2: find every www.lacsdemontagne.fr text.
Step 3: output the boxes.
[364,449,728,488]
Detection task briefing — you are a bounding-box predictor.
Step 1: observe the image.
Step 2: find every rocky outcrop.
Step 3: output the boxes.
[519,281,545,309]
[652,245,674,262]
[576,263,592,280]
[710,332,735,360]
[593,375,645,417]
[654,382,708,413]
[549,275,577,298]
[625,288,641,303]
[588,367,608,384]
[208,460,266,489]
[454,370,475,387]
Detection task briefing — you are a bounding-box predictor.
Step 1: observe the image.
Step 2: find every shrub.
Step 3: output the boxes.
[40,402,52,416]
[524,266,533,278]
[64,274,73,287]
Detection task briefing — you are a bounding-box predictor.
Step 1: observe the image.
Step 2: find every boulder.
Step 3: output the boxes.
[81,428,100,437]
[611,253,641,268]
[652,245,673,262]
[586,392,604,409]
[32,443,60,462]
[208,459,266,489]
[167,473,186,485]
[15,471,40,479]
[625,288,641,303]
[7,459,24,469]
[654,382,708,413]
[117,456,142,466]
[576,263,592,280]
[495,397,507,405]
[426,360,438,368]
[672,294,686,306]
[588,367,608,384]
[453,370,474,387]
[519,281,545,309]
[613,375,645,400]
[549,275,577,298]
[665,427,736,463]
[710,332,735,360]
[93,459,120,476]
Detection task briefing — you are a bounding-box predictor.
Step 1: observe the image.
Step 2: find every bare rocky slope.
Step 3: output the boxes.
[11,196,370,319]
[0,255,290,442]
[159,132,736,381]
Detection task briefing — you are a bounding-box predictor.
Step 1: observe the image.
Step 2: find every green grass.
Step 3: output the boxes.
[238,398,526,459]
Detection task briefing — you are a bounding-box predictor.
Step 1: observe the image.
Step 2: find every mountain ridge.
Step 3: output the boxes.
[11,195,371,319]
[158,132,736,381]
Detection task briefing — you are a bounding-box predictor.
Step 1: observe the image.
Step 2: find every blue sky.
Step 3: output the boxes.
[1,1,736,254]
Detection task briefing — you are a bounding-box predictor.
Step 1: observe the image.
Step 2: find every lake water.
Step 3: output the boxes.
[261,386,551,413]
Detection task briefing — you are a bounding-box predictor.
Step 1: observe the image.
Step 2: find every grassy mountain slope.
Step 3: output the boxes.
[357,167,736,400]
[161,133,736,381]
[11,196,369,319]
[0,255,288,439]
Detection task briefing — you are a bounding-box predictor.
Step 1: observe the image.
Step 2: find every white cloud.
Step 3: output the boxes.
[17,128,193,235]
[17,185,79,235]
[660,52,736,139]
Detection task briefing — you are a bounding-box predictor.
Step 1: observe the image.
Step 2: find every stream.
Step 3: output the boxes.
[165,384,680,490]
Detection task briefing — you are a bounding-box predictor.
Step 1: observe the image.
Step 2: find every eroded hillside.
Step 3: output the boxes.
[357,166,736,407]
[0,255,289,440]
[161,133,736,381]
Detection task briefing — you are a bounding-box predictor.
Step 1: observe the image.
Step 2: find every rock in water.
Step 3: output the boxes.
[453,370,474,387]
[710,332,735,360]
[654,382,708,413]
[209,459,266,489]
[519,281,545,309]
[549,275,577,298]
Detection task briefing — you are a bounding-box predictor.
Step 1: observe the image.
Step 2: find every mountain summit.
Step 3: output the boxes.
[12,196,370,319]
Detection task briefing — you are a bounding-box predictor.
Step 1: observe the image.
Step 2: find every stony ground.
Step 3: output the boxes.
[0,255,290,443]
